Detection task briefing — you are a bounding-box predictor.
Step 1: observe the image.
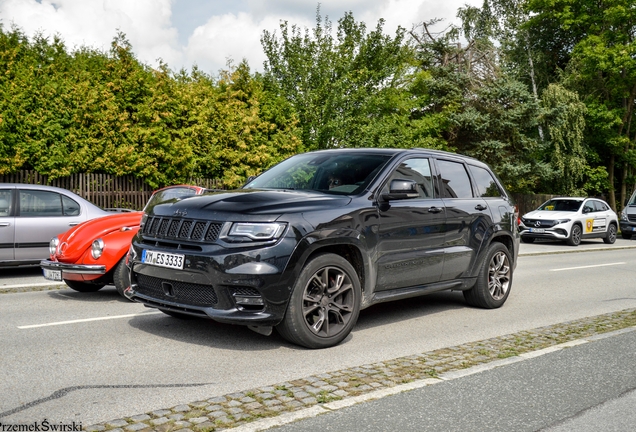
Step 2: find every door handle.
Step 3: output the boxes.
[428,207,443,213]
[0,222,9,227]
[69,222,79,226]
[475,204,488,211]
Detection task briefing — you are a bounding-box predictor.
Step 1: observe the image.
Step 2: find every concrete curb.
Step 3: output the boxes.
[83,308,636,432]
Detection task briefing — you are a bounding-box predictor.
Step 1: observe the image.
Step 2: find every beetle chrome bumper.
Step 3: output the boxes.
[40,260,106,275]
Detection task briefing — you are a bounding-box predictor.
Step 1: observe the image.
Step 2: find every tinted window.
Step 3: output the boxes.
[0,190,12,216]
[582,201,594,213]
[19,190,63,216]
[62,195,81,216]
[592,200,608,212]
[383,158,436,198]
[469,165,502,198]
[437,160,473,199]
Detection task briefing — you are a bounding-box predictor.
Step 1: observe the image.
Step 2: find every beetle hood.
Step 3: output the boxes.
[55,211,143,261]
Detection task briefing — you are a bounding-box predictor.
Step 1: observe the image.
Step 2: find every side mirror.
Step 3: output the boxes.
[381,179,419,201]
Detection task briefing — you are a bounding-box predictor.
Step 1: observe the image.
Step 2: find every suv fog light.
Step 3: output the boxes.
[91,238,104,259]
[234,295,264,306]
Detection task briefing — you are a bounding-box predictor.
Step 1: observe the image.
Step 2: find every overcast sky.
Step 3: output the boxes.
[0,0,481,75]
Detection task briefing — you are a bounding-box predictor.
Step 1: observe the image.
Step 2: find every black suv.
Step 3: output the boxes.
[127,149,519,348]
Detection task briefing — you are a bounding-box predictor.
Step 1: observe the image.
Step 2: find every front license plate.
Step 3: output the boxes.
[632,227,636,232]
[43,269,62,281]
[529,228,545,233]
[141,250,184,270]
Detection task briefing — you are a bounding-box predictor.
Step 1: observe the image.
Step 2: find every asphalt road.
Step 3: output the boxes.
[269,328,636,432]
[1,239,636,425]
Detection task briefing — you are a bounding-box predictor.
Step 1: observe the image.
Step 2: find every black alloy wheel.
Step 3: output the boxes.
[113,257,132,299]
[603,224,617,244]
[566,224,582,246]
[464,242,513,309]
[277,253,361,349]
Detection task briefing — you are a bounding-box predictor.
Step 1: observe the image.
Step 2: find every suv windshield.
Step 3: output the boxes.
[538,199,583,212]
[244,152,392,195]
[143,187,200,213]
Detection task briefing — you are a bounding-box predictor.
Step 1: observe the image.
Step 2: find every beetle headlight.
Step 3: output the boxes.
[91,238,104,259]
[227,223,286,241]
[49,237,60,256]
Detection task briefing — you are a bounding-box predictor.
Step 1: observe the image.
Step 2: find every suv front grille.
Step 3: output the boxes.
[135,273,218,306]
[628,214,636,222]
[142,216,223,243]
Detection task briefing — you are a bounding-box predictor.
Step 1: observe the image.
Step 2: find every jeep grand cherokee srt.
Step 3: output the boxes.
[126,148,519,348]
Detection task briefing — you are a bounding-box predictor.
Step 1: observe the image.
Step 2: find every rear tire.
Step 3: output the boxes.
[113,257,131,299]
[276,253,361,349]
[603,224,617,244]
[464,242,512,309]
[566,224,582,246]
[65,280,105,292]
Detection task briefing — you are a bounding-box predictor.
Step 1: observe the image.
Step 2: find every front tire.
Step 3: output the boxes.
[276,253,361,349]
[603,224,617,244]
[65,280,105,292]
[464,242,512,309]
[621,230,632,240]
[113,257,132,299]
[566,224,582,246]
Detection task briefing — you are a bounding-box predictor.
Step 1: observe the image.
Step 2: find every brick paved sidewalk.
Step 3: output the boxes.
[86,308,636,432]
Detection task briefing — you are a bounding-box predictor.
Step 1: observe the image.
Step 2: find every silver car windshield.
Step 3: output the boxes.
[244,153,391,195]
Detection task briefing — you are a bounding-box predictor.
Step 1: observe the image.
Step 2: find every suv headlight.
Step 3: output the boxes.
[555,219,571,225]
[227,222,287,241]
[91,238,104,259]
[621,210,628,221]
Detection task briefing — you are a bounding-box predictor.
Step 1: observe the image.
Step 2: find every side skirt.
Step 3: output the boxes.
[365,277,477,308]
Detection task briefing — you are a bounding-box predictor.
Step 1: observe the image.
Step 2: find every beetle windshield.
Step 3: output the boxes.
[244,152,392,195]
[538,199,583,212]
[144,187,200,212]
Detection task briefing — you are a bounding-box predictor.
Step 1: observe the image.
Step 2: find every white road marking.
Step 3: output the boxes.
[17,311,162,329]
[0,282,66,290]
[549,262,626,272]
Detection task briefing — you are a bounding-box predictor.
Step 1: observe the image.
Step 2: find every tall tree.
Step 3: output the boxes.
[261,9,441,150]
[526,0,636,209]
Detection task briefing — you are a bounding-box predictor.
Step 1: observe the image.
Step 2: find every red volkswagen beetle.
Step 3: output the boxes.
[41,185,209,297]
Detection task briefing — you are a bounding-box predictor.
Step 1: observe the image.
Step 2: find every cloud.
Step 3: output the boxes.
[0,0,182,66]
[0,0,480,74]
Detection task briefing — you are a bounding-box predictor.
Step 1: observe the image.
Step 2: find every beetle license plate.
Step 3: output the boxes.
[43,269,62,281]
[142,250,184,270]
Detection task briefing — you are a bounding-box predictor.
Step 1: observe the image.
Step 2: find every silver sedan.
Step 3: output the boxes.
[0,183,111,266]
